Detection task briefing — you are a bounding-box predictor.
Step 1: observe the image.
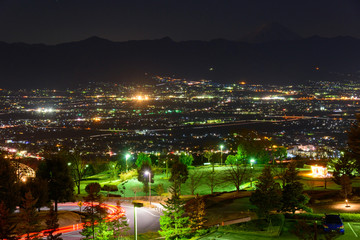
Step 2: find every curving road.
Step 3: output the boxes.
[59,202,161,240]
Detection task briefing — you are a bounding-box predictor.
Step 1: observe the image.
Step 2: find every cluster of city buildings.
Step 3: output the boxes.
[0,77,359,159]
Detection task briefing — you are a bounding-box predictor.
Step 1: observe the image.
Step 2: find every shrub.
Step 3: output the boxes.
[285,213,360,222]
[119,169,137,182]
[152,166,164,174]
[102,185,118,192]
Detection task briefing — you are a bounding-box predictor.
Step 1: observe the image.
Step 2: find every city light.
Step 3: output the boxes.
[134,95,149,101]
[310,165,328,178]
[35,107,55,113]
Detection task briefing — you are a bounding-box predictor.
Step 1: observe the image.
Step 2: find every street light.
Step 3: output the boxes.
[250,158,256,187]
[220,144,224,165]
[125,153,130,172]
[250,158,255,168]
[144,171,151,205]
[133,202,143,240]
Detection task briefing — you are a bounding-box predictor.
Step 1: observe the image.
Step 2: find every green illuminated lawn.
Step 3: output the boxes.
[77,164,354,197]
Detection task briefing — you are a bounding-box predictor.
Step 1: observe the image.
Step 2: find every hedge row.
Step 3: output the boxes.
[285,213,360,222]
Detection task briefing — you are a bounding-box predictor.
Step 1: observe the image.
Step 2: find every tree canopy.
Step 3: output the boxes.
[0,157,20,212]
[179,153,194,167]
[250,166,281,219]
[37,156,75,212]
[135,153,152,168]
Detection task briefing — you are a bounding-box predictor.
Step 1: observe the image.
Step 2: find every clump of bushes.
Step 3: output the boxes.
[119,169,137,181]
[102,185,118,192]
[220,214,284,232]
[285,213,360,222]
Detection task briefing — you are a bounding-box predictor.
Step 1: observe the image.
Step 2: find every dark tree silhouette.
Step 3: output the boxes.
[37,156,75,212]
[348,114,360,172]
[0,201,16,240]
[170,160,188,195]
[21,178,49,211]
[18,191,40,240]
[0,157,20,212]
[135,153,152,168]
[330,151,356,185]
[250,166,281,219]
[44,205,62,240]
[81,183,106,240]
[66,152,88,195]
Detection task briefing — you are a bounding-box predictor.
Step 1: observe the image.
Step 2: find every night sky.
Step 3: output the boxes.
[0,0,360,44]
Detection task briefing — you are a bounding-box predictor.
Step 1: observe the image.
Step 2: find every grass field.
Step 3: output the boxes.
[77,164,350,198]
[79,165,264,197]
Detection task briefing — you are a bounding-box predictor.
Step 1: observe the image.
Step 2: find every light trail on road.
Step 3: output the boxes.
[19,203,125,239]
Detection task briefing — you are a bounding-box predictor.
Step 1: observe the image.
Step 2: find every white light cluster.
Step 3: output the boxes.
[36,107,55,113]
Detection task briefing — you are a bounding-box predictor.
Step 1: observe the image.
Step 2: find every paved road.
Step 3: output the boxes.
[56,202,161,240]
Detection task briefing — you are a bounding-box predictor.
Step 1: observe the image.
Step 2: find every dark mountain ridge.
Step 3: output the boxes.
[0,34,360,89]
[241,22,303,43]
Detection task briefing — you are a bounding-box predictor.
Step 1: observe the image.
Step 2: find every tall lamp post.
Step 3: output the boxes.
[220,145,224,165]
[133,202,143,240]
[144,171,151,205]
[250,158,255,187]
[125,153,130,172]
[250,158,255,168]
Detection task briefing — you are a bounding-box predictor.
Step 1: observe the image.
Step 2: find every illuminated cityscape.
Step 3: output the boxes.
[2,1,360,239]
[1,77,359,158]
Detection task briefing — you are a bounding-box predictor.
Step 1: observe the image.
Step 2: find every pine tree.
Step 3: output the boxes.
[281,181,310,214]
[284,162,301,185]
[17,191,41,240]
[111,207,130,240]
[160,186,191,240]
[93,221,113,240]
[187,195,206,234]
[44,205,62,240]
[281,163,310,214]
[81,183,107,240]
[330,151,356,185]
[0,201,17,240]
[169,160,188,195]
[250,166,281,219]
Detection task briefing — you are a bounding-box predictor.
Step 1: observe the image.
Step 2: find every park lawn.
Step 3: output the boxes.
[111,165,262,197]
[77,171,123,195]
[77,165,260,197]
[78,164,349,198]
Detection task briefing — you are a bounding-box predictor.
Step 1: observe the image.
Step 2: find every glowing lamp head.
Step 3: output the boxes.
[144,171,150,176]
[125,153,131,159]
[220,145,224,150]
[250,158,256,164]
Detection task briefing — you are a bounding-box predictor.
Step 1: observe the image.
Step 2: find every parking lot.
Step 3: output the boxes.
[198,221,360,240]
[341,222,360,239]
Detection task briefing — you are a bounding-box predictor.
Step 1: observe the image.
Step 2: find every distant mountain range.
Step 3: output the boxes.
[0,23,360,89]
[241,22,303,43]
